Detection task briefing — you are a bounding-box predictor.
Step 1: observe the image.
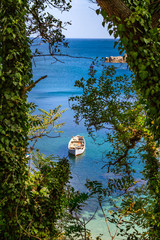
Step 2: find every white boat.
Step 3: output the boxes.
[68,135,85,156]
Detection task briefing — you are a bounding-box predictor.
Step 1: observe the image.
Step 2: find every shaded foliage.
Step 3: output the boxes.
[0,0,33,238]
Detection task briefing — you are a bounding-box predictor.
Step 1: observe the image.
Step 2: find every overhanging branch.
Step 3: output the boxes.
[21,75,47,97]
[97,0,132,23]
[33,53,93,60]
[152,11,160,28]
[97,0,160,28]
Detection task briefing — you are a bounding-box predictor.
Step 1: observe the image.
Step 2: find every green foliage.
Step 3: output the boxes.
[28,105,66,153]
[99,0,160,141]
[70,59,136,135]
[70,61,160,238]
[0,0,95,238]
[0,0,91,239]
[93,2,160,236]
[24,152,71,239]
[0,0,33,238]
[26,0,72,56]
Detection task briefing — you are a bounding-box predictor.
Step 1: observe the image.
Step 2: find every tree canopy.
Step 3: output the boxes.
[70,58,160,239]
[70,0,160,238]
[97,0,160,140]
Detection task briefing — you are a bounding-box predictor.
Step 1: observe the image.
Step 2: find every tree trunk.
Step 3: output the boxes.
[97,0,131,22]
[97,0,160,28]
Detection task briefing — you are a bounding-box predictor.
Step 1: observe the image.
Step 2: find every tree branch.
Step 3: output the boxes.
[102,129,142,173]
[21,75,47,97]
[97,0,132,23]
[152,11,160,28]
[29,133,60,141]
[33,53,93,60]
[98,199,114,239]
[97,0,160,28]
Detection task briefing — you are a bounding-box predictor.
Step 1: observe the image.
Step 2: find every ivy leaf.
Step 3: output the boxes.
[118,24,125,32]
[121,37,128,45]
[139,71,148,80]
[144,38,151,44]
[7,28,12,34]
[130,51,138,59]
[96,9,100,15]
[102,21,105,27]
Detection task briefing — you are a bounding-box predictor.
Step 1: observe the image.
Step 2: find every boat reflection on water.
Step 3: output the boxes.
[68,150,86,162]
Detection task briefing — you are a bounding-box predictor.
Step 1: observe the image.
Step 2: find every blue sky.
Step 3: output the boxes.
[57,0,111,38]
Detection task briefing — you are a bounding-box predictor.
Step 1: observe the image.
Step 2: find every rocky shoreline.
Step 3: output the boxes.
[105,54,127,63]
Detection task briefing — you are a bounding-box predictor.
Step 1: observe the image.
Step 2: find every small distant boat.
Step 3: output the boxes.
[68,135,85,156]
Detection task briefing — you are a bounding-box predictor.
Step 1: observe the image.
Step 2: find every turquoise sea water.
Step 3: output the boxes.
[28,39,142,239]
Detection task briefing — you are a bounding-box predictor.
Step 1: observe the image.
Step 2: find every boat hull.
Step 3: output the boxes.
[68,148,85,156]
[68,135,85,156]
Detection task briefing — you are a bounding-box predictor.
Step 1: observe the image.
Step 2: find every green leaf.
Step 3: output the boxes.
[102,21,105,27]
[144,38,151,44]
[130,51,138,59]
[109,30,113,35]
[139,71,148,80]
[7,28,12,34]
[96,9,100,15]
[118,24,125,32]
[121,37,128,45]
[38,108,50,116]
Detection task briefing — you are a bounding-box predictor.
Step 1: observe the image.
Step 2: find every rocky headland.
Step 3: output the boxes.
[105,54,127,63]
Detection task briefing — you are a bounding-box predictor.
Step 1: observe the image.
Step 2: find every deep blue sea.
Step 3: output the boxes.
[28,39,142,239]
